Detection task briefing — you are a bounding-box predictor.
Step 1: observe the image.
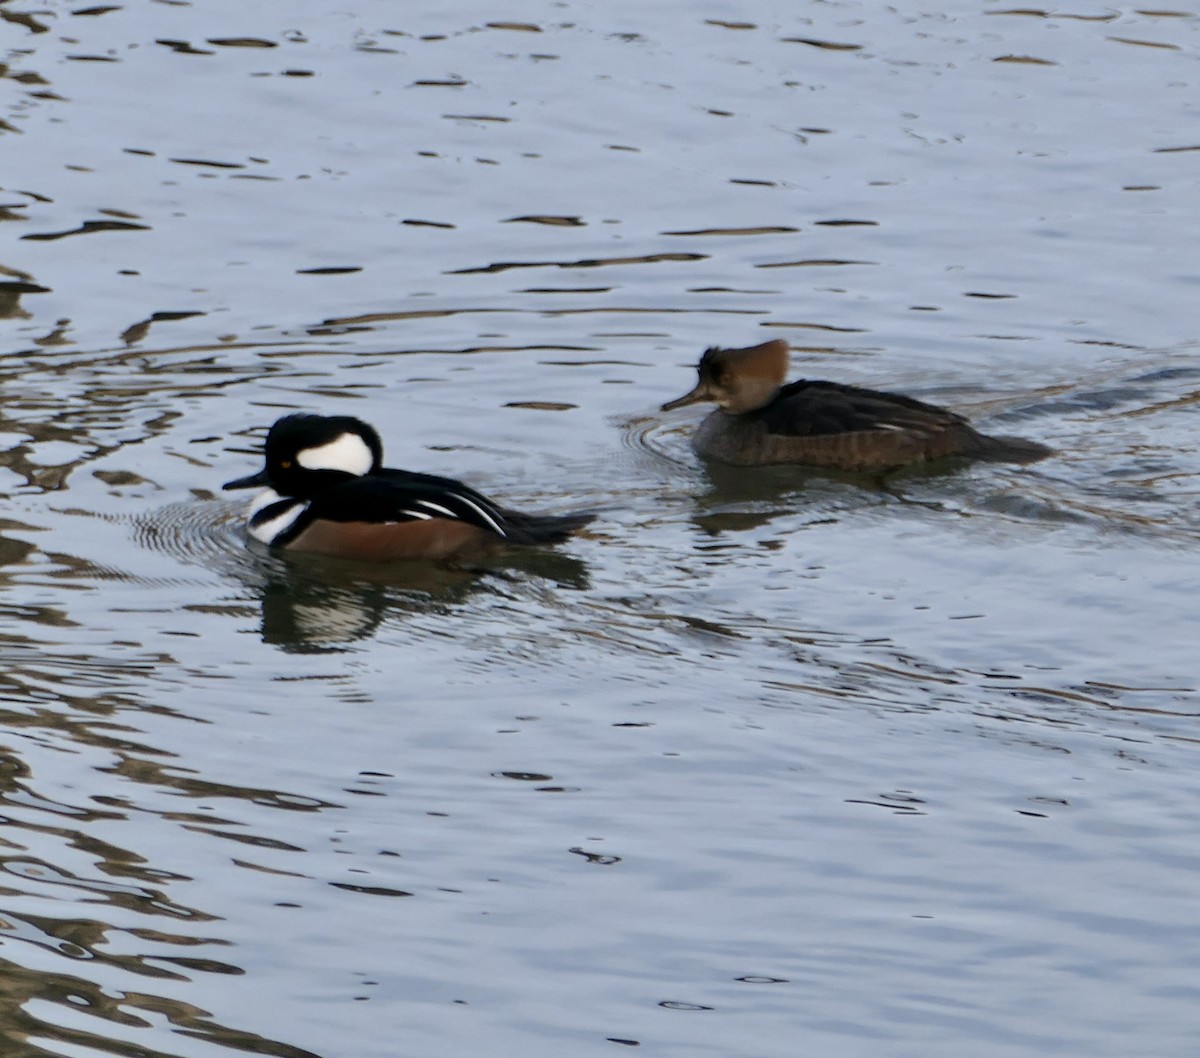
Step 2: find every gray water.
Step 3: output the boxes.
[2,2,1200,1056]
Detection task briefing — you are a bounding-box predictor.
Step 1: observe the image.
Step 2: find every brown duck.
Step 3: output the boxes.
[661,339,1053,470]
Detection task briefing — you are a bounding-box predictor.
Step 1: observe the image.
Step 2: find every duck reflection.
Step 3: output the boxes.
[136,496,591,651]
[255,557,476,652]
[682,456,957,537]
[250,548,590,653]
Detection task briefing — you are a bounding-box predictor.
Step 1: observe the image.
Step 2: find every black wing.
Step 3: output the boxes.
[308,472,511,538]
[307,469,594,544]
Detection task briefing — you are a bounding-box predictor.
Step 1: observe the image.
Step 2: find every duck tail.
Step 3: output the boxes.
[498,508,596,545]
[969,431,1055,464]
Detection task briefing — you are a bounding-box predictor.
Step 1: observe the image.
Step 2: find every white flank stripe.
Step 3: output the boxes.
[249,499,307,545]
[398,509,433,521]
[451,493,506,536]
[415,500,457,519]
[247,488,285,518]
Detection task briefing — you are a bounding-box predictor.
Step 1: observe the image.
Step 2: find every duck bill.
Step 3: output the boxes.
[223,468,270,491]
[661,381,713,412]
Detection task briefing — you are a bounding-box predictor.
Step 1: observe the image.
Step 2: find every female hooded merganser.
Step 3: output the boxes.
[223,413,594,563]
[661,339,1053,470]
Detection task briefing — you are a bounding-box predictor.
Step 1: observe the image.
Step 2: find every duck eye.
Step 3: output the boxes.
[279,459,292,470]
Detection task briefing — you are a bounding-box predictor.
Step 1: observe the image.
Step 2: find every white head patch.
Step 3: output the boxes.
[296,432,374,476]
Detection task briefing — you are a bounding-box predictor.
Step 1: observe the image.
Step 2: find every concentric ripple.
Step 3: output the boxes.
[129,496,262,580]
[618,410,698,469]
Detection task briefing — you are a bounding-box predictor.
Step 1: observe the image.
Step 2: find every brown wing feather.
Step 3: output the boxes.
[759,380,968,438]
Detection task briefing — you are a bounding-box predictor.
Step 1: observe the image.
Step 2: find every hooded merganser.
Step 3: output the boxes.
[223,413,594,563]
[661,339,1053,470]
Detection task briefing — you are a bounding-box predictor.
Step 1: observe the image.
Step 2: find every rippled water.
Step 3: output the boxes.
[3,2,1200,1056]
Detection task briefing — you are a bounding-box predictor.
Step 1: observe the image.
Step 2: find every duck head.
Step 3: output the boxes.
[223,413,384,498]
[661,339,790,415]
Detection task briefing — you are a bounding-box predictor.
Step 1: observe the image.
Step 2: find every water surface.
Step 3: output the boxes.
[2,2,1200,1056]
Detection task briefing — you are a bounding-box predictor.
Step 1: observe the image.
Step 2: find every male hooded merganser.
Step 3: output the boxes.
[223,413,594,563]
[661,339,1053,470]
